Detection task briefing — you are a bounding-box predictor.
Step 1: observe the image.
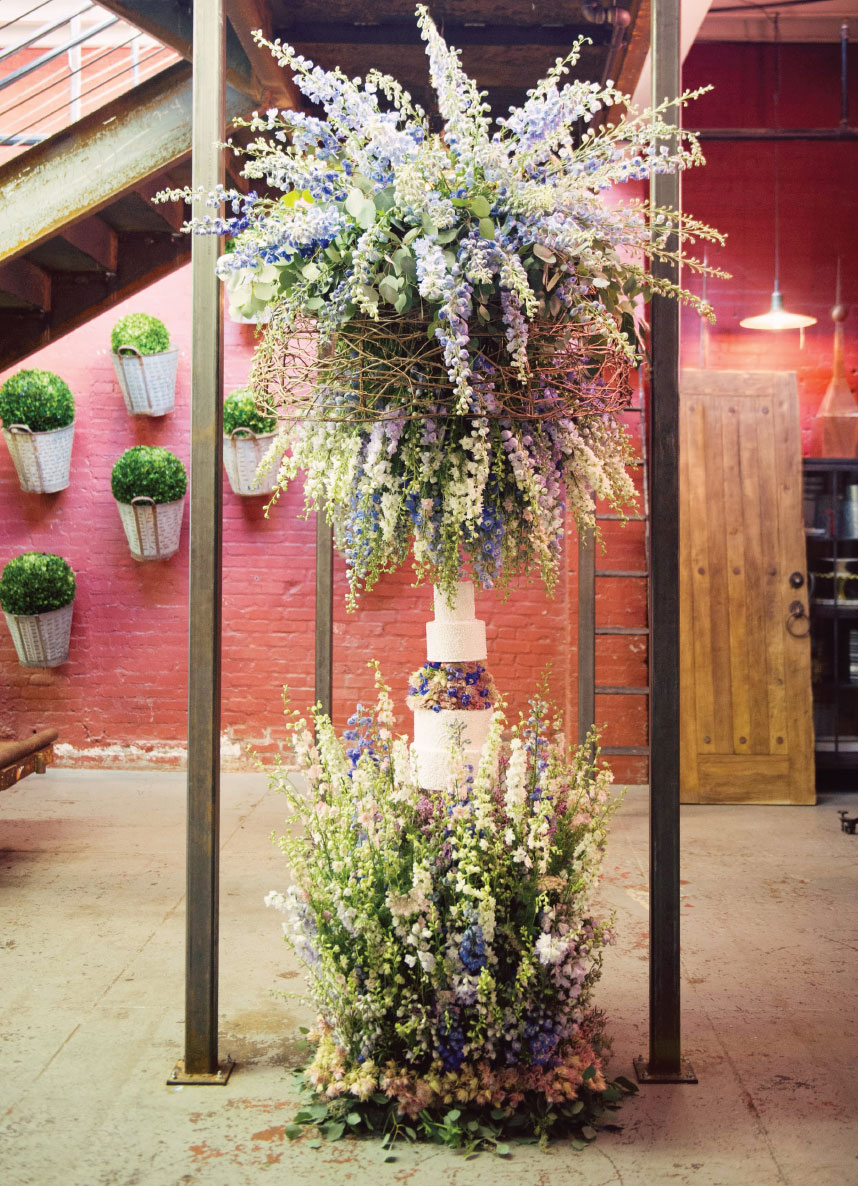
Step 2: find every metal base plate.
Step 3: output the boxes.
[634,1055,698,1084]
[168,1056,235,1086]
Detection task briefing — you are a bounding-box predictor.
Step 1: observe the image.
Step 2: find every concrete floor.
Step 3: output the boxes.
[1,770,855,1186]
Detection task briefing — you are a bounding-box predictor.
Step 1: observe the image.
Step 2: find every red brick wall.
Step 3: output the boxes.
[680,41,858,441]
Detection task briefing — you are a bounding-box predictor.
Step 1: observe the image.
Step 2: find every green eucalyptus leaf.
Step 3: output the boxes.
[283,1124,304,1140]
[304,296,324,311]
[374,186,396,212]
[468,194,491,218]
[435,227,459,244]
[421,213,439,237]
[378,275,401,304]
[345,187,366,218]
[402,226,421,245]
[358,198,377,230]
[394,291,410,313]
[478,218,495,240]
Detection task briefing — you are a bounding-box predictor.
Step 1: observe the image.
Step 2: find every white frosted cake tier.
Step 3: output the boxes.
[425,619,486,663]
[411,707,493,790]
[412,746,484,791]
[433,581,475,623]
[413,706,493,750]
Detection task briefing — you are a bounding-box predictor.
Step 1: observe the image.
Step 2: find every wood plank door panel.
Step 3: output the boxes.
[679,370,815,805]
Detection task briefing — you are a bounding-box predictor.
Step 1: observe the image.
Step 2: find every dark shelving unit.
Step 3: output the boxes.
[803,458,858,789]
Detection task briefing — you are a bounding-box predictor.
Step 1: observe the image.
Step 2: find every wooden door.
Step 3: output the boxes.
[679,370,815,804]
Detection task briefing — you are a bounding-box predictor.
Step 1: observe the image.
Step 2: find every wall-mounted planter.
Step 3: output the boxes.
[0,552,76,667]
[115,496,185,561]
[112,346,178,417]
[0,368,75,492]
[223,428,279,496]
[4,601,74,667]
[2,421,74,493]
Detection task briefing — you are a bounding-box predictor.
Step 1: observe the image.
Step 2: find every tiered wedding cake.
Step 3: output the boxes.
[409,581,496,790]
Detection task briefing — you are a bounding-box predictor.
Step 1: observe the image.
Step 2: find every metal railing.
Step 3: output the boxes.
[0,0,178,157]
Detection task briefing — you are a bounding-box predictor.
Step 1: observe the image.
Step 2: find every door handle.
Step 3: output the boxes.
[786,600,810,637]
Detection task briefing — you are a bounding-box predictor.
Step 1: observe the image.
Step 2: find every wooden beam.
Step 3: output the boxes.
[274,0,597,22]
[291,41,606,89]
[614,0,651,100]
[0,63,250,267]
[133,176,186,232]
[59,218,118,275]
[96,0,257,99]
[275,21,607,47]
[226,0,301,109]
[0,257,50,310]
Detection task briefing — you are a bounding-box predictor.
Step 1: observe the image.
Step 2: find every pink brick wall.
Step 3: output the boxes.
[2,271,650,776]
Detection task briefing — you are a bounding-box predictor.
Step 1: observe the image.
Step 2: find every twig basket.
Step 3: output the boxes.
[2,422,74,492]
[4,601,74,667]
[116,496,185,561]
[223,428,279,496]
[112,346,178,416]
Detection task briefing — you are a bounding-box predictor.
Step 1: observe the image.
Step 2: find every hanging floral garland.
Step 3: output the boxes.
[160,5,724,605]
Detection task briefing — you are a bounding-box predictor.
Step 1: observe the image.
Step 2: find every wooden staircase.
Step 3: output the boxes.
[0,60,253,372]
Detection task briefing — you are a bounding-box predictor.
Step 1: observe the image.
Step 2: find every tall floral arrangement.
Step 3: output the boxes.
[266,670,635,1152]
[161,6,723,604]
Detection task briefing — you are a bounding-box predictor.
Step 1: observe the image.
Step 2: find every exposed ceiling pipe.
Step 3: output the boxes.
[581,3,632,85]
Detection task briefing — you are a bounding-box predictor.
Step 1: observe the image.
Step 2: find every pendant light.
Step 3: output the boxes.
[740,13,817,334]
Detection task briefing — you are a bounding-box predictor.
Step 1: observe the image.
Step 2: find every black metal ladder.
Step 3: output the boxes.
[577,387,650,761]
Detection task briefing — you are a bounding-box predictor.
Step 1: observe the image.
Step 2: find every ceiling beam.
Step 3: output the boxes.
[275,21,610,47]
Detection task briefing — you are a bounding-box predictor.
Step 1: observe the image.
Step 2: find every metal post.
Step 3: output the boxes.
[315,510,334,718]
[634,0,696,1085]
[577,527,596,746]
[170,0,232,1087]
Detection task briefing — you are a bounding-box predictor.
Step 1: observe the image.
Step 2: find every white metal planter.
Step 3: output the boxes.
[2,421,74,493]
[223,429,279,496]
[116,496,185,561]
[112,346,178,416]
[4,601,74,667]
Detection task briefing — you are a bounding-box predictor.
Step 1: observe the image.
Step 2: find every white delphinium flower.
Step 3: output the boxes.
[504,737,528,818]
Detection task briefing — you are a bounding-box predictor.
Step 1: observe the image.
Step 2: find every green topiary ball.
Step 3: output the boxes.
[111,313,171,356]
[0,369,75,433]
[223,388,277,436]
[111,446,187,505]
[0,552,76,616]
